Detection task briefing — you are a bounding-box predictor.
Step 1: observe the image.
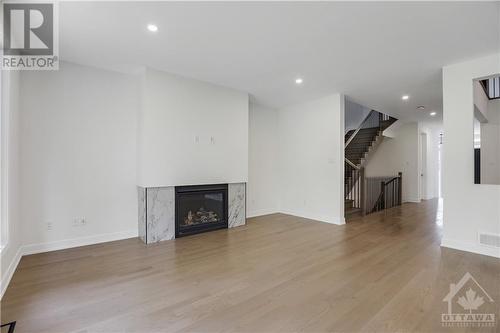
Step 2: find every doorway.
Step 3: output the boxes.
[420,133,427,200]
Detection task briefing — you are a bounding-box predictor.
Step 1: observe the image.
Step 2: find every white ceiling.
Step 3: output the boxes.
[59,1,500,123]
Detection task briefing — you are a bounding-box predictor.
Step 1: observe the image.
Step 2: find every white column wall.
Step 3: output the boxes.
[442,54,500,258]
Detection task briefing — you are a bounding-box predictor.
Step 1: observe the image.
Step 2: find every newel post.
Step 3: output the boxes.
[380,181,385,210]
[360,167,366,215]
[397,172,403,206]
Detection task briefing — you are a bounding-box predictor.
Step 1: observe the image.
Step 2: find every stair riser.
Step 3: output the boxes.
[349,138,377,144]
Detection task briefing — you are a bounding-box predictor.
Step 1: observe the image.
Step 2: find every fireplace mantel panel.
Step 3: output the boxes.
[228,183,246,228]
[138,183,246,244]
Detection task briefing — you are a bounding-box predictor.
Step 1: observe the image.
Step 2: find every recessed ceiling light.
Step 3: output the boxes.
[295,78,303,85]
[417,106,425,110]
[402,95,409,100]
[430,112,437,116]
[147,24,158,32]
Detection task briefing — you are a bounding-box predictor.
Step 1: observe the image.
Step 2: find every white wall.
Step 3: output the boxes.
[248,104,279,217]
[480,99,500,184]
[442,54,500,258]
[364,122,421,203]
[19,62,140,248]
[278,94,344,224]
[138,68,249,187]
[1,62,250,296]
[420,124,442,200]
[420,133,427,199]
[1,70,22,297]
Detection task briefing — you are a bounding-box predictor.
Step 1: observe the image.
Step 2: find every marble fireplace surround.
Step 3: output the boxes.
[138,183,246,244]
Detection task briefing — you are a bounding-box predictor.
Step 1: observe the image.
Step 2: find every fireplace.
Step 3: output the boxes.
[175,184,228,237]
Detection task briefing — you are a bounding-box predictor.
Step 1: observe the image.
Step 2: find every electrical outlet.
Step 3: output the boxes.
[73,218,86,227]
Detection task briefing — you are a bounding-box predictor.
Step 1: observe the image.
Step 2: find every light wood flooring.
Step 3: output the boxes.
[1,199,499,332]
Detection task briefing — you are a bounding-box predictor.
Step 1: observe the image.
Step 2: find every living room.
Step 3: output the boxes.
[1,2,499,332]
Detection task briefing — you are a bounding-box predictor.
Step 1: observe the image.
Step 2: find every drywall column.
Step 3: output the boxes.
[0,70,22,298]
[248,104,279,217]
[442,54,500,258]
[138,68,249,187]
[278,94,345,224]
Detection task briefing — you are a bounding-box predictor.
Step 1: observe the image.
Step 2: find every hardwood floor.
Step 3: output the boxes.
[1,199,499,332]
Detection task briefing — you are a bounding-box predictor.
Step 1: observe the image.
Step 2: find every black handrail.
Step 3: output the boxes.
[384,176,399,185]
[371,172,402,213]
[0,322,16,333]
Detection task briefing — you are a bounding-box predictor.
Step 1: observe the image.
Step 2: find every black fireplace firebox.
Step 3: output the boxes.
[175,184,228,237]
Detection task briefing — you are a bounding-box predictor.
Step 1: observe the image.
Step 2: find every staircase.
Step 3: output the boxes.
[344,111,397,219]
[345,127,381,167]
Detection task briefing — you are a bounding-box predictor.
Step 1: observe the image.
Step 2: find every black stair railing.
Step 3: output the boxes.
[370,172,402,213]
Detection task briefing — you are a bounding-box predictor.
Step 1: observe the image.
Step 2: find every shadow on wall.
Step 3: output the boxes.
[345,98,371,134]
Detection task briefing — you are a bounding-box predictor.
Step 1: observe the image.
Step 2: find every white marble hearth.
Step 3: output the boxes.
[138,183,246,244]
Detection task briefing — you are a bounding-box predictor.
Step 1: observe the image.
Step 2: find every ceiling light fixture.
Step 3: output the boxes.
[417,106,425,110]
[430,112,437,116]
[402,95,409,100]
[147,24,158,32]
[295,78,303,85]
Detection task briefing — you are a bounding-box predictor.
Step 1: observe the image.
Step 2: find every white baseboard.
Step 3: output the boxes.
[441,238,500,259]
[279,209,344,225]
[335,217,346,225]
[404,198,421,203]
[0,229,138,299]
[247,209,279,218]
[23,229,138,256]
[0,245,23,299]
